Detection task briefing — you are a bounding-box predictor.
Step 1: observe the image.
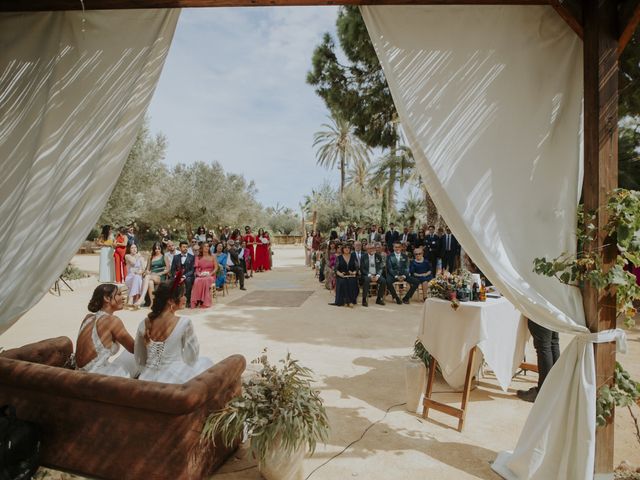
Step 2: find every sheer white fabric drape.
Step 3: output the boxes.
[0,9,180,335]
[361,6,622,479]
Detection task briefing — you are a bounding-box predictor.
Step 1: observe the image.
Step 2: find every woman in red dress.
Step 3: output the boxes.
[113,227,128,283]
[242,226,255,274]
[254,228,271,272]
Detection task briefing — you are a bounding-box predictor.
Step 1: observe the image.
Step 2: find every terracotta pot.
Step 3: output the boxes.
[405,357,427,414]
[258,442,305,480]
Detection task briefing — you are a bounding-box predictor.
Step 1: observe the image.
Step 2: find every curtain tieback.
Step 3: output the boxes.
[576,328,627,354]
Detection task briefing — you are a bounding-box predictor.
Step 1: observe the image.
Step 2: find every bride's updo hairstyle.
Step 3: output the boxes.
[88,284,118,313]
[148,280,185,321]
[145,279,185,343]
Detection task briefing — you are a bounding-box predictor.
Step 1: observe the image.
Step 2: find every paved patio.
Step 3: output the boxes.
[2,245,639,479]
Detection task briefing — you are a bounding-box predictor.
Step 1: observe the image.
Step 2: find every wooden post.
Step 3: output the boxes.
[583,0,618,475]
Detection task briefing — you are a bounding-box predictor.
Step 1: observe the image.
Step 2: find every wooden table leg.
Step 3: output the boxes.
[458,346,476,432]
[421,346,477,432]
[422,357,438,419]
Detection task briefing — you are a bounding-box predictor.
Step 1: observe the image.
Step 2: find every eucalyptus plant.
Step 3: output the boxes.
[202,351,329,463]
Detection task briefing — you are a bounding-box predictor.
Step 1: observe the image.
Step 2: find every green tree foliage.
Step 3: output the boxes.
[303,182,381,234]
[100,119,169,227]
[100,121,266,238]
[619,121,640,190]
[313,113,370,194]
[153,161,264,235]
[265,204,301,235]
[307,6,398,149]
[399,192,426,229]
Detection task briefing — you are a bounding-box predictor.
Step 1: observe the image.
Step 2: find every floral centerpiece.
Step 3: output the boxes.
[426,270,473,309]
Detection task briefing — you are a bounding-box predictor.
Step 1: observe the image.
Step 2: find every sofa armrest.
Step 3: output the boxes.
[187,354,246,411]
[0,354,246,416]
[0,337,73,367]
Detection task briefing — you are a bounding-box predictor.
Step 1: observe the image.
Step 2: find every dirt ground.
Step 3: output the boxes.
[2,245,639,479]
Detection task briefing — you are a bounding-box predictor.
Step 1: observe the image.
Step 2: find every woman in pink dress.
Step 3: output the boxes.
[190,241,218,308]
[254,228,271,272]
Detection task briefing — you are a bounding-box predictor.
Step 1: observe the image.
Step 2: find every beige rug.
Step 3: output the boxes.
[227,290,314,308]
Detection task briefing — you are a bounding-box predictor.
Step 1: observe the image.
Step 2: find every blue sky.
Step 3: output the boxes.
[146,7,342,211]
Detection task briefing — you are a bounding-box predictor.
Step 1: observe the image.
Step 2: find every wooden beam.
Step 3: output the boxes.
[583,0,618,475]
[618,0,640,57]
[550,0,583,38]
[0,0,548,11]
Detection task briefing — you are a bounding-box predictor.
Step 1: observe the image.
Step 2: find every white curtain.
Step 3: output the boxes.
[361,6,625,479]
[0,9,180,335]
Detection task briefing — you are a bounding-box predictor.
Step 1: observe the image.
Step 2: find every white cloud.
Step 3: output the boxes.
[146,7,341,209]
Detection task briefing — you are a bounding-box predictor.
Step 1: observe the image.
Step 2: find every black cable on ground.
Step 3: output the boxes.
[304,402,407,480]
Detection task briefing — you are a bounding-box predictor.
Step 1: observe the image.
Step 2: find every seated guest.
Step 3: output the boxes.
[191,241,218,308]
[136,242,168,308]
[361,243,387,306]
[124,244,145,308]
[170,241,195,307]
[214,242,228,289]
[164,240,176,269]
[375,241,387,270]
[325,242,338,291]
[227,240,246,290]
[331,244,359,307]
[75,284,136,377]
[195,226,207,243]
[410,247,433,299]
[386,242,420,304]
[135,280,213,384]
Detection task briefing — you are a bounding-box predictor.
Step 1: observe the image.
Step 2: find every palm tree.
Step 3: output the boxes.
[399,192,426,228]
[345,157,374,191]
[313,113,370,194]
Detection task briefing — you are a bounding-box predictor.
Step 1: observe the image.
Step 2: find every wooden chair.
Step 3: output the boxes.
[368,278,379,297]
[227,271,237,288]
[389,281,408,300]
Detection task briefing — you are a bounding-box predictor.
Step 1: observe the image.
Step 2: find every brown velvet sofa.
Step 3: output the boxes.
[0,337,245,480]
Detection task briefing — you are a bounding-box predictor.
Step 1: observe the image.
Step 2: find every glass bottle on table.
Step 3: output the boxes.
[479,278,487,302]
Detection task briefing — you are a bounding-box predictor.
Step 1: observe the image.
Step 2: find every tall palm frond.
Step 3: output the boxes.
[313,113,371,194]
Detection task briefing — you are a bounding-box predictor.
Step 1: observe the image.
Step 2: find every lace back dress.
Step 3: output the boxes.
[135,317,213,384]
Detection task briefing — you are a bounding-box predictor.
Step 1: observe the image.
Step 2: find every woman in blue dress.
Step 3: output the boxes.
[214,242,228,289]
[410,248,434,300]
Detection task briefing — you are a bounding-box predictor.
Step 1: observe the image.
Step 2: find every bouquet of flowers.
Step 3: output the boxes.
[426,270,474,310]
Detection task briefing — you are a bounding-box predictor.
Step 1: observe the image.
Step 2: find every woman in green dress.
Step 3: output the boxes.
[135,242,169,308]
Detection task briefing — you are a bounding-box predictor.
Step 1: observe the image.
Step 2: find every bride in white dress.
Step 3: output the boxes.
[75,284,137,378]
[135,279,213,384]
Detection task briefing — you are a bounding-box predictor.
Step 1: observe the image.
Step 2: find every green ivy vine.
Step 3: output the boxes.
[533,188,640,432]
[533,189,640,329]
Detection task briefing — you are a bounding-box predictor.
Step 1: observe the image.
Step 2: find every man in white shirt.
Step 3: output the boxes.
[361,243,386,306]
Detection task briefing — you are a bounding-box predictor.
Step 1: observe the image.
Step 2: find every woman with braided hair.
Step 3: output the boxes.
[134,278,213,384]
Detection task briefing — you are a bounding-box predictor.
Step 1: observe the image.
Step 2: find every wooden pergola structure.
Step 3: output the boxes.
[2,0,639,475]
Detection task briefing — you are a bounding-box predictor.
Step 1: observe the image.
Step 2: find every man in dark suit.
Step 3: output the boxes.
[226,240,246,290]
[441,227,460,272]
[386,242,420,304]
[361,243,387,306]
[170,240,195,306]
[385,223,400,252]
[424,225,441,272]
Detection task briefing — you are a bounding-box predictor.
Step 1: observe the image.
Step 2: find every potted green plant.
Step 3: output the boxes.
[202,351,329,480]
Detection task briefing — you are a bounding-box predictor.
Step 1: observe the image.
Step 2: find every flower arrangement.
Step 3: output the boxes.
[201,350,329,465]
[426,270,473,309]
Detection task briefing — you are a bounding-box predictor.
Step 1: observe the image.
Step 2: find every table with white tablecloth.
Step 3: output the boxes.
[418,297,529,392]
